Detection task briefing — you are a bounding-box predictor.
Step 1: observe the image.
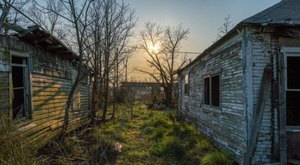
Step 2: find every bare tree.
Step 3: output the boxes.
[138,22,189,107]
[85,0,136,122]
[27,0,66,39]
[0,0,30,33]
[217,15,233,39]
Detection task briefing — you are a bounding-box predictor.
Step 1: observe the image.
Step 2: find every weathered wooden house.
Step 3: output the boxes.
[177,0,300,164]
[120,81,162,104]
[0,25,91,147]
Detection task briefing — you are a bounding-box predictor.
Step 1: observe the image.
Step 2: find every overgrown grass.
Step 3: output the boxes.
[38,103,234,164]
[0,117,39,165]
[141,110,234,165]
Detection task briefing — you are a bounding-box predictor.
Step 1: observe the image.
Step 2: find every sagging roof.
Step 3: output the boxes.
[10,24,78,60]
[178,0,300,73]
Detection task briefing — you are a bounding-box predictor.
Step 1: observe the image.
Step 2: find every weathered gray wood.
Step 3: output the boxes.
[247,65,272,164]
[279,49,287,165]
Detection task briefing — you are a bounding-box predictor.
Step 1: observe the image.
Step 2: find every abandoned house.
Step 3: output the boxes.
[120,81,162,105]
[0,25,91,147]
[177,0,300,164]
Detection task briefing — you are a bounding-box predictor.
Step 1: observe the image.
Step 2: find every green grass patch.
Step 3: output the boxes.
[37,103,234,164]
[201,151,234,165]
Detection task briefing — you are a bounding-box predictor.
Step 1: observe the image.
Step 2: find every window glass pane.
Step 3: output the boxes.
[204,77,210,105]
[287,56,300,89]
[211,75,220,106]
[286,91,300,126]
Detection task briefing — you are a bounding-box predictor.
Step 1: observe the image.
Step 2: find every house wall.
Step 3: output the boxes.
[178,27,300,164]
[0,36,91,147]
[0,45,10,117]
[246,29,273,164]
[248,28,300,164]
[0,72,9,115]
[178,33,247,164]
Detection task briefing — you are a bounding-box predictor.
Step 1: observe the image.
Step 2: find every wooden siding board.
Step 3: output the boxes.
[249,32,273,164]
[0,72,9,115]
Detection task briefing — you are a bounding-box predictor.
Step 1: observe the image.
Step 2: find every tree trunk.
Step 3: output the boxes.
[61,70,81,140]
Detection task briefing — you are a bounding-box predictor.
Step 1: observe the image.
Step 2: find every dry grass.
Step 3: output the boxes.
[0,117,39,165]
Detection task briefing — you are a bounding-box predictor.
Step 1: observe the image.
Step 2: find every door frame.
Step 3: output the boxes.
[10,51,32,121]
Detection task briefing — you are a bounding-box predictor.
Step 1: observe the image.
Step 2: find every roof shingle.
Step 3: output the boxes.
[242,0,300,25]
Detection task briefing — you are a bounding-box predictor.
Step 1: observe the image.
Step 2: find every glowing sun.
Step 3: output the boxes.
[148,42,161,54]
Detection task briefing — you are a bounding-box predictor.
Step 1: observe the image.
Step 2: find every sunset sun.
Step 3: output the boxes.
[148,42,161,54]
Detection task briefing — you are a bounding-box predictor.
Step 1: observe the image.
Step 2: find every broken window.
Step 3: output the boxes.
[184,74,189,95]
[286,56,300,126]
[12,56,29,120]
[203,75,220,106]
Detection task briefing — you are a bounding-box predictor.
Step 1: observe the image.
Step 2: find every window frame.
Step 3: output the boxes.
[203,74,220,107]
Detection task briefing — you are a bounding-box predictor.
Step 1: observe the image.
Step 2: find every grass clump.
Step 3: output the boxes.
[149,126,167,140]
[150,136,185,160]
[201,151,234,165]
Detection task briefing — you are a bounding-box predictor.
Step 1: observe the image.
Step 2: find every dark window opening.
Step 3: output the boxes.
[12,56,28,120]
[204,75,220,107]
[211,75,220,106]
[286,91,300,126]
[287,57,300,89]
[286,56,300,126]
[204,77,210,105]
[184,74,189,95]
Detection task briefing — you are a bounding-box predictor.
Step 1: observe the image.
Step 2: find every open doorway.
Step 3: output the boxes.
[12,56,29,120]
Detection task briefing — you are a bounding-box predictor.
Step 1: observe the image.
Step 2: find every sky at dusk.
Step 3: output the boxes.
[124,0,280,81]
